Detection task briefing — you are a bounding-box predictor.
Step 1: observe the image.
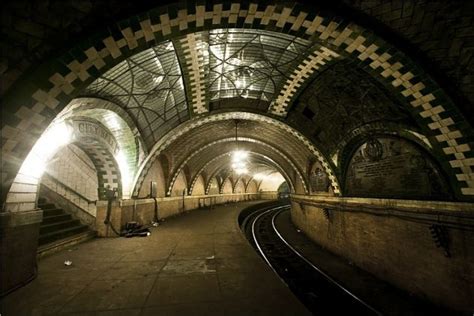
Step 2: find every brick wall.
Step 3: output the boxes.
[290,195,474,311]
[171,170,187,196]
[222,179,233,194]
[138,157,166,198]
[191,175,205,196]
[45,144,98,202]
[96,192,265,236]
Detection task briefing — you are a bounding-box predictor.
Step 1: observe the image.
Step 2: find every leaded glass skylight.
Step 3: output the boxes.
[205,29,311,102]
[82,41,188,149]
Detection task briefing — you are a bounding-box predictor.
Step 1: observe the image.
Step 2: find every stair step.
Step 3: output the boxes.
[38,225,89,246]
[38,203,56,210]
[38,231,96,258]
[40,219,80,235]
[42,213,72,224]
[42,208,65,217]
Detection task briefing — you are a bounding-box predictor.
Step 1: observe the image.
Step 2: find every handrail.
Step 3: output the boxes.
[42,173,96,204]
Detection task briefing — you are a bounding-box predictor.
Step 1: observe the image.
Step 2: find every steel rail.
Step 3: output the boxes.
[270,207,382,316]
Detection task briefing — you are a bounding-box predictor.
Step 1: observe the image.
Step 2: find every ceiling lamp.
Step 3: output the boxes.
[231,120,248,174]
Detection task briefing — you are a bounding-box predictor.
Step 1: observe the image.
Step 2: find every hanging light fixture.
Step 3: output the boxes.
[231,120,248,174]
[233,49,253,98]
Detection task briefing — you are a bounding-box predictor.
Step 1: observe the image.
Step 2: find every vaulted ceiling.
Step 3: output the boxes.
[2,0,473,203]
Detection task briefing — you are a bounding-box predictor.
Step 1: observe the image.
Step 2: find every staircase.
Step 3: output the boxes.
[38,198,95,255]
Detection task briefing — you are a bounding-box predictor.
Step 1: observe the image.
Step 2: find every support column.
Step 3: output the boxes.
[0,209,42,296]
[95,200,122,237]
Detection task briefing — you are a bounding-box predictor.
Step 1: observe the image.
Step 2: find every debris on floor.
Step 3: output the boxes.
[122,221,151,237]
[64,260,72,266]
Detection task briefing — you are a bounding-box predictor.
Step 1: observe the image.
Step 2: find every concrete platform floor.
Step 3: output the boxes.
[1,201,310,316]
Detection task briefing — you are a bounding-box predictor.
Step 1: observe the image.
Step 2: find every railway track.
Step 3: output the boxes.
[241,203,382,316]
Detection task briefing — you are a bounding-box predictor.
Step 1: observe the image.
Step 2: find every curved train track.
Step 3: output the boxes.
[241,203,382,316]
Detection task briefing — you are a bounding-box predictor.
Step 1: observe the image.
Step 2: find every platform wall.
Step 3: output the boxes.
[96,192,277,237]
[290,195,474,312]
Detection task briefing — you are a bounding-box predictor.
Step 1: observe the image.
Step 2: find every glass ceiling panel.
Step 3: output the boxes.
[205,28,311,101]
[80,29,313,148]
[82,41,189,149]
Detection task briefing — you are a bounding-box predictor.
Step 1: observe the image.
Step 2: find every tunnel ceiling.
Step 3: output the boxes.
[2,0,474,203]
[62,24,474,198]
[73,26,431,196]
[78,28,323,151]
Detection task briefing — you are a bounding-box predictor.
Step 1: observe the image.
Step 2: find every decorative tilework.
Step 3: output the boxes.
[180,138,301,196]
[133,112,336,197]
[76,142,122,200]
[2,1,473,206]
[177,33,208,114]
[269,46,340,116]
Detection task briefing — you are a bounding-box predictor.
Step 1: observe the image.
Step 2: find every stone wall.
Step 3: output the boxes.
[138,156,166,198]
[44,144,98,204]
[95,193,273,237]
[290,194,474,312]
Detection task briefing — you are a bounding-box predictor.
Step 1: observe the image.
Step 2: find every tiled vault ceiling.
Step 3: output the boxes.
[81,41,188,149]
[79,29,318,151]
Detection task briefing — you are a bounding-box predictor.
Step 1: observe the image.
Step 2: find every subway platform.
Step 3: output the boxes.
[0,201,309,316]
[1,200,457,316]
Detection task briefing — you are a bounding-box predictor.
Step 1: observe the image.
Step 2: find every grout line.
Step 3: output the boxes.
[139,238,179,314]
[53,252,127,313]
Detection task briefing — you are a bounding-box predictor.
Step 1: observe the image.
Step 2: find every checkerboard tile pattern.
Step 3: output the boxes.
[2,1,473,205]
[77,143,122,200]
[177,33,208,115]
[270,46,340,116]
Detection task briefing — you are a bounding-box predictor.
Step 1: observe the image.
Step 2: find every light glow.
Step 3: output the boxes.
[18,122,72,179]
[231,150,249,175]
[231,161,246,169]
[232,150,248,162]
[235,168,248,175]
[115,150,132,198]
[253,173,267,180]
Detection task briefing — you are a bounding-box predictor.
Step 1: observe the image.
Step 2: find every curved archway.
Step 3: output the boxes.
[340,134,453,200]
[2,1,473,202]
[188,151,298,195]
[133,111,336,197]
[165,137,306,196]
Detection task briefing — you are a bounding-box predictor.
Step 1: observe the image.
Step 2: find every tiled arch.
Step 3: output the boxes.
[74,142,122,200]
[1,1,472,204]
[165,137,307,196]
[333,122,433,169]
[185,147,300,196]
[134,111,330,197]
